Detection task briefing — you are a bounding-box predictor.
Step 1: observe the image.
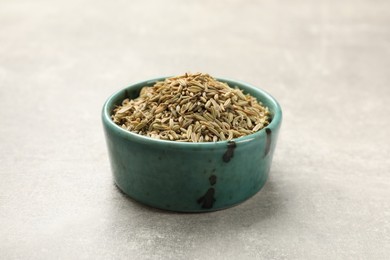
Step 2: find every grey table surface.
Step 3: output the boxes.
[1,0,389,259]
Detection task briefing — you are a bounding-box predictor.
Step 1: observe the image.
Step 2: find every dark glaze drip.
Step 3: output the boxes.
[197,188,216,209]
[264,128,272,157]
[222,141,236,162]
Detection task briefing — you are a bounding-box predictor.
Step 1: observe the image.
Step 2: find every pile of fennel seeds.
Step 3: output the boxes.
[112,73,270,142]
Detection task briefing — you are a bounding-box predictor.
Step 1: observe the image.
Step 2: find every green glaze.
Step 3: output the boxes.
[102,77,282,212]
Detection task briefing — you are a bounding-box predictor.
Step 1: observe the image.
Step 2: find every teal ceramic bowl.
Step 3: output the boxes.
[102,77,282,212]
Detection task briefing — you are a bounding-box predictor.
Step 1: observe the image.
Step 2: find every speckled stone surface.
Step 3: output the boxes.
[1,0,389,259]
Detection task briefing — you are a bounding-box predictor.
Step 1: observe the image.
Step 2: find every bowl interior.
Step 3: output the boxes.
[102,77,282,147]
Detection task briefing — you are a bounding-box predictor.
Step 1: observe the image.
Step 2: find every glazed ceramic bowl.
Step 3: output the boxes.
[102,77,282,212]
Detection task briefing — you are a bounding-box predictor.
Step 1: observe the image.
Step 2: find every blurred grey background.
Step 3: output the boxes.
[1,0,389,259]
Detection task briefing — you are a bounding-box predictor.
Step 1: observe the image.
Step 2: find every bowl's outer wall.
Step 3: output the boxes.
[102,78,282,212]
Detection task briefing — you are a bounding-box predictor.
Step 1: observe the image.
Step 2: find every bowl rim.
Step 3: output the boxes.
[102,76,282,148]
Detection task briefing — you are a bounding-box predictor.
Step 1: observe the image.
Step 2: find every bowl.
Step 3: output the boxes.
[102,77,282,212]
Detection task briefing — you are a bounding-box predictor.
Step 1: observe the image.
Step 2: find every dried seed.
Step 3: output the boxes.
[117,105,132,114]
[207,125,220,137]
[182,119,193,128]
[188,87,201,93]
[219,103,225,112]
[236,89,246,100]
[170,131,179,139]
[223,98,231,107]
[203,112,214,121]
[187,125,193,137]
[210,106,217,119]
[170,107,177,117]
[152,124,169,131]
[210,98,220,110]
[193,123,201,133]
[135,121,147,131]
[222,122,231,130]
[178,79,186,86]
[196,132,201,142]
[227,130,234,140]
[172,125,181,131]
[228,112,234,123]
[210,121,223,132]
[205,100,212,109]
[193,113,206,121]
[149,95,160,102]
[191,132,197,142]
[252,123,264,132]
[155,104,166,114]
[246,116,252,128]
[237,100,249,106]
